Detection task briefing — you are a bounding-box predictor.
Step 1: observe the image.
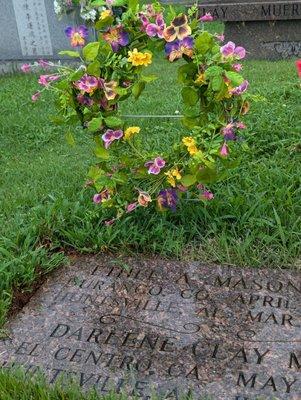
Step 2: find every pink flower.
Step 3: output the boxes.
[126,202,138,213]
[199,13,213,22]
[104,219,115,226]
[93,189,110,204]
[38,74,60,86]
[233,63,243,72]
[202,190,214,200]
[221,41,246,59]
[21,64,31,73]
[138,191,151,207]
[215,34,225,42]
[38,59,50,68]
[31,92,41,102]
[296,60,301,77]
[236,121,246,129]
[145,14,165,38]
[230,80,249,95]
[220,143,229,157]
[102,129,123,149]
[74,74,99,94]
[145,157,166,175]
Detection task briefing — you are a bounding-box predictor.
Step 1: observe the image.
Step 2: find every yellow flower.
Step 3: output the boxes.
[100,9,111,20]
[165,168,182,187]
[195,73,206,85]
[128,48,152,67]
[182,137,195,147]
[187,145,198,155]
[124,126,140,140]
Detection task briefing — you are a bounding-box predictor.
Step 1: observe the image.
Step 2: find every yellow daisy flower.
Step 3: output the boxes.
[124,126,140,140]
[128,49,152,67]
[100,9,111,20]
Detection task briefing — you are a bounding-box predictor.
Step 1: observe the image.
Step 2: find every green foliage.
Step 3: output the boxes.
[82,42,100,61]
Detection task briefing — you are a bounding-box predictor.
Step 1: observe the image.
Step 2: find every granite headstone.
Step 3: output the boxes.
[0,256,300,399]
[0,0,87,73]
[163,0,301,59]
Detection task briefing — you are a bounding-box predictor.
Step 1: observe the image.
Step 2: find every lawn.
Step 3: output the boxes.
[0,56,300,328]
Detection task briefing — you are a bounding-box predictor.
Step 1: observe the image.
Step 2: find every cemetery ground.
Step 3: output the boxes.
[0,56,300,399]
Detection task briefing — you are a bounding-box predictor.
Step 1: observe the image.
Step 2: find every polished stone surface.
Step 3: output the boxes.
[0,256,300,399]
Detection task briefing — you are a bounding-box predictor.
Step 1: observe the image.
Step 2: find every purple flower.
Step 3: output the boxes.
[230,80,249,95]
[21,64,31,73]
[157,189,178,212]
[74,74,99,94]
[222,123,236,141]
[145,14,165,38]
[38,74,60,86]
[31,92,41,102]
[145,157,166,175]
[65,25,89,47]
[199,13,214,22]
[220,142,229,157]
[215,34,225,42]
[202,190,214,200]
[93,189,110,204]
[165,36,194,62]
[38,59,50,68]
[126,202,138,213]
[77,94,94,106]
[102,129,123,148]
[103,25,129,52]
[233,63,243,72]
[220,41,246,60]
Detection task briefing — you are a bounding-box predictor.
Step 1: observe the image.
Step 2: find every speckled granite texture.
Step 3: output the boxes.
[0,256,300,399]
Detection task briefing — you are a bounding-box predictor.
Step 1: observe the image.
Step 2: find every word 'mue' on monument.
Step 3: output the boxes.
[165,0,301,59]
[0,256,300,400]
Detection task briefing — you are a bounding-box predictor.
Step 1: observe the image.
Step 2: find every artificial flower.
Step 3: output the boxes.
[165,168,182,187]
[128,49,152,67]
[220,41,246,59]
[126,202,138,213]
[230,80,249,95]
[163,14,191,42]
[99,79,118,100]
[157,189,178,212]
[102,129,123,148]
[145,14,165,38]
[199,13,213,22]
[31,92,41,102]
[65,25,89,47]
[124,126,140,140]
[103,25,129,52]
[220,142,229,157]
[201,190,214,200]
[74,74,99,94]
[77,94,94,106]
[21,64,31,73]
[165,37,194,62]
[182,137,198,155]
[233,63,243,72]
[38,74,60,86]
[145,157,166,175]
[100,9,112,20]
[138,191,152,207]
[93,189,110,204]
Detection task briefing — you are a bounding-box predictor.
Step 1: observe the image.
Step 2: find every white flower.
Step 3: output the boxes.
[53,0,62,14]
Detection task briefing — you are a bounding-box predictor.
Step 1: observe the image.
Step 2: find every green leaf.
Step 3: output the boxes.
[140,74,158,83]
[87,60,101,77]
[58,50,80,58]
[132,81,146,100]
[181,87,199,106]
[196,168,218,184]
[95,16,114,30]
[225,71,244,87]
[88,117,103,132]
[104,116,123,128]
[181,117,200,129]
[83,42,100,62]
[65,131,75,147]
[88,165,103,180]
[95,146,109,160]
[181,175,197,187]
[128,0,138,11]
[178,63,198,84]
[69,69,84,82]
[195,32,213,54]
[91,0,106,5]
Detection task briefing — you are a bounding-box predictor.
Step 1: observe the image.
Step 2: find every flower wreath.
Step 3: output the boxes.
[23,1,251,225]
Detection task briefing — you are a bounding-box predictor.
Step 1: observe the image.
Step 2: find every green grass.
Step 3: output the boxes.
[0,57,300,328]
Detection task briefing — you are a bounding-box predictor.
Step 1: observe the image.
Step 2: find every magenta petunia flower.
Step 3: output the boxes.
[220,142,229,157]
[103,25,129,52]
[145,157,166,175]
[21,64,31,73]
[38,59,50,68]
[157,188,178,212]
[199,13,213,22]
[145,14,165,38]
[74,74,99,94]
[230,80,249,95]
[102,129,123,148]
[220,41,246,59]
[202,190,214,200]
[31,92,41,102]
[165,36,194,62]
[65,25,89,47]
[38,74,60,86]
[233,63,243,72]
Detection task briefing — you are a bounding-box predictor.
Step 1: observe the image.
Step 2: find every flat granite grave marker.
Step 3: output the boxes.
[0,256,300,399]
[163,0,301,59]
